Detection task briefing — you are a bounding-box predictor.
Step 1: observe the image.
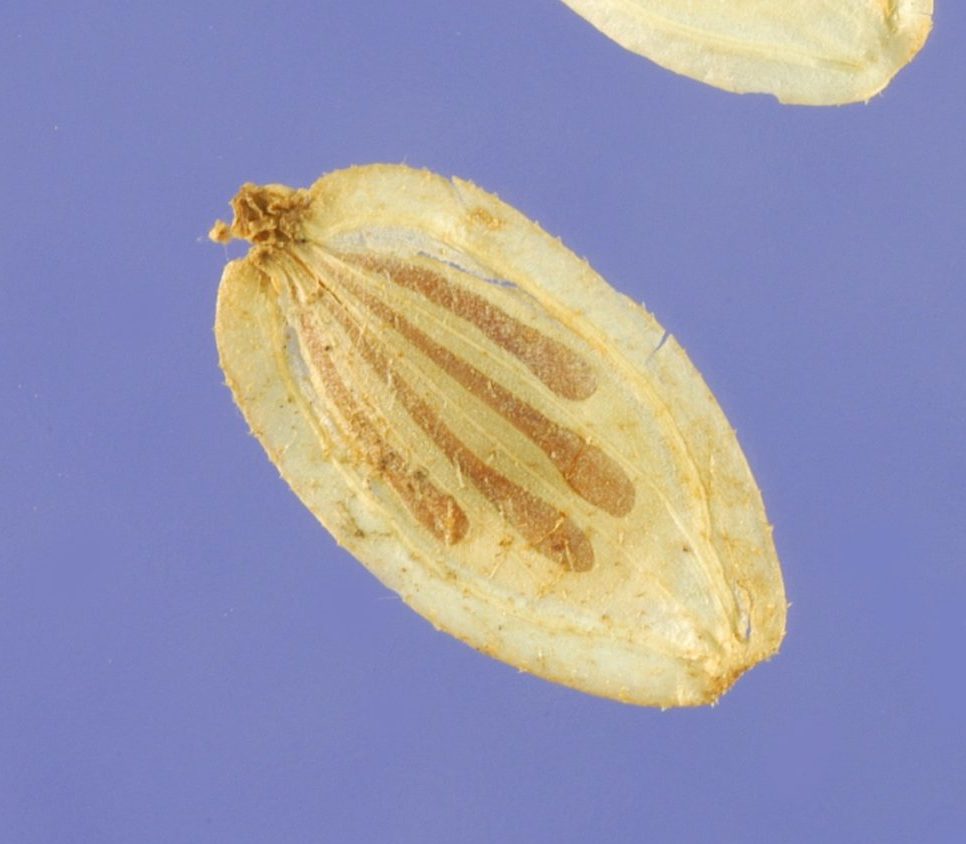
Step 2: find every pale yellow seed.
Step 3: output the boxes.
[211,164,787,707]
[559,0,933,105]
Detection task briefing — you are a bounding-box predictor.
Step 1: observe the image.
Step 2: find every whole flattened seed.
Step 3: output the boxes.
[559,0,933,105]
[210,165,786,707]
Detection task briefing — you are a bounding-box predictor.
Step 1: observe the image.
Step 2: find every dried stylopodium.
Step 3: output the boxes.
[560,0,933,105]
[211,165,786,707]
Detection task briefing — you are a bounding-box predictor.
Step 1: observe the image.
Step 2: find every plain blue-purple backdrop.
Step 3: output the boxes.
[3,3,964,842]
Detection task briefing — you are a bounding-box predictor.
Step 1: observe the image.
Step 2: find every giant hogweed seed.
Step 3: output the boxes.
[211,165,787,707]
[559,0,933,105]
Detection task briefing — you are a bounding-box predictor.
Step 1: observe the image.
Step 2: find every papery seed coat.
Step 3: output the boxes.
[211,165,787,707]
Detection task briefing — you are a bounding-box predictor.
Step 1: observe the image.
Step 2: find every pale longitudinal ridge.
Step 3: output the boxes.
[297,316,469,546]
[307,273,596,572]
[327,257,636,518]
[341,254,599,401]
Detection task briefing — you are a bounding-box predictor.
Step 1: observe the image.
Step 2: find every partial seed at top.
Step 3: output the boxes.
[559,0,933,105]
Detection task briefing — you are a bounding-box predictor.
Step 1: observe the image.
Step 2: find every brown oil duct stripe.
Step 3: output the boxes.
[336,271,636,518]
[340,253,599,402]
[318,289,595,572]
[298,316,469,546]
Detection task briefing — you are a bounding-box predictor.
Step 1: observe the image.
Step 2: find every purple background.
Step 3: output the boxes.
[3,2,964,841]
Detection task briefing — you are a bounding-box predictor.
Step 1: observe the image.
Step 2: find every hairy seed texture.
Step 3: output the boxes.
[211,165,787,707]
[559,0,932,105]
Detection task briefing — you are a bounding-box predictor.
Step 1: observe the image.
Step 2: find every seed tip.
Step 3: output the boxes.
[209,219,232,244]
[211,182,311,248]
